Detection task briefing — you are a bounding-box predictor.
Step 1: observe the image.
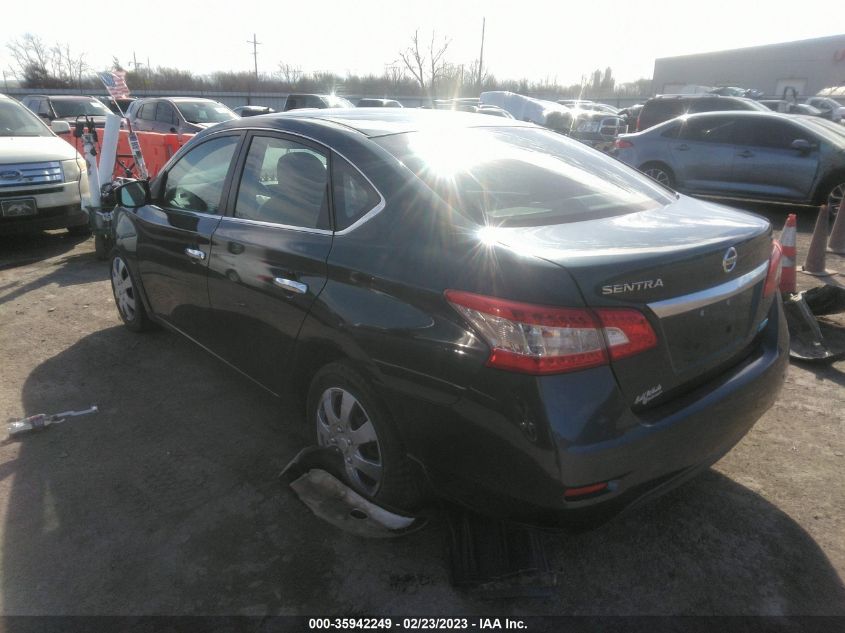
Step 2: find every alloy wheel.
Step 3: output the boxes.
[644,167,671,187]
[827,183,844,218]
[316,387,383,497]
[111,256,137,322]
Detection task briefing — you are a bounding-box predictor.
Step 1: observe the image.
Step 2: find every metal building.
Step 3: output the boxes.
[652,34,845,98]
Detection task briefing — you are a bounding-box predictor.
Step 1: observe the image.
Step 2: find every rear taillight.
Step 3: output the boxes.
[445,291,658,375]
[763,240,783,298]
[594,308,659,360]
[614,139,633,149]
[635,114,642,131]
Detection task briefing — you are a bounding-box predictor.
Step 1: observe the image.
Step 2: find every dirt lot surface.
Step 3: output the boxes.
[0,206,843,616]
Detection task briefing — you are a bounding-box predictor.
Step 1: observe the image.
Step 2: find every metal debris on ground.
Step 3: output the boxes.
[446,506,558,598]
[784,289,845,362]
[6,405,98,439]
[280,446,427,538]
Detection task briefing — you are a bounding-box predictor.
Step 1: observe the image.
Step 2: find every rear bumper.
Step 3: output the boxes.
[399,296,788,529]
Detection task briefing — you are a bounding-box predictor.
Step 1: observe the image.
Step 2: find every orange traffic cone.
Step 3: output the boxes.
[779,214,797,294]
[828,197,845,256]
[801,205,837,276]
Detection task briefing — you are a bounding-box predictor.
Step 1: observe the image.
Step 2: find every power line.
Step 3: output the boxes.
[247,33,261,79]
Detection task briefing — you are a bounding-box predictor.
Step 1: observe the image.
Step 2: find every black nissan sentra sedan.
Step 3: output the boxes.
[109,109,788,529]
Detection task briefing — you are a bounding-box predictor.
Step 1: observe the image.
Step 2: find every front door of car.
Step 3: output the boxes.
[206,132,334,394]
[670,114,742,195]
[154,102,179,134]
[730,118,820,202]
[133,133,243,342]
[133,101,157,132]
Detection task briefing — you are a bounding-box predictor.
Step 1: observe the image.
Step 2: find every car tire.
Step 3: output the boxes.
[640,162,675,189]
[110,253,150,332]
[307,362,422,511]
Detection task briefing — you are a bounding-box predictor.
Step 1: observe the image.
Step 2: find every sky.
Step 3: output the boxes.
[1,0,842,86]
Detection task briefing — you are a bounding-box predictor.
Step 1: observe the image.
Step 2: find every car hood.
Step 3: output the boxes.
[0,135,80,163]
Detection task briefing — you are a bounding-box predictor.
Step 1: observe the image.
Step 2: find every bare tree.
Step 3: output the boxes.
[6,34,88,88]
[398,29,450,96]
[276,62,303,87]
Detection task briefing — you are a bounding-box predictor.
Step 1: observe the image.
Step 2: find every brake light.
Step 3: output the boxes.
[445,291,658,375]
[763,240,783,298]
[635,114,642,131]
[614,139,633,149]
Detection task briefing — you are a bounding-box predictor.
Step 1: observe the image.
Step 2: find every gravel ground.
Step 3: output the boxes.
[0,205,842,616]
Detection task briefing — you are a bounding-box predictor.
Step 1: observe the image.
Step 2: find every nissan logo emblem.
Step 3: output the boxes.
[722,247,738,273]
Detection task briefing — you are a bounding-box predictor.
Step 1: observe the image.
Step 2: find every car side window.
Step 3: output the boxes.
[736,120,810,149]
[331,155,381,230]
[161,136,239,214]
[679,117,737,143]
[234,135,329,229]
[155,103,177,125]
[38,99,50,116]
[137,102,151,120]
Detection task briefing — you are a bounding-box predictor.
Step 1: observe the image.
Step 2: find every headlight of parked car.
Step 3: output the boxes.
[61,158,83,183]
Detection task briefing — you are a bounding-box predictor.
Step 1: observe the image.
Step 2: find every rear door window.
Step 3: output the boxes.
[331,155,381,230]
[678,116,738,144]
[234,135,329,229]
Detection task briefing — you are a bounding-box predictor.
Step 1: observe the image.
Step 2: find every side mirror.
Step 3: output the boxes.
[116,180,150,208]
[791,139,812,153]
[50,120,71,134]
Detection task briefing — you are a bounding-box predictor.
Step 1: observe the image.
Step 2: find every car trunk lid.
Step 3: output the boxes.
[480,197,774,409]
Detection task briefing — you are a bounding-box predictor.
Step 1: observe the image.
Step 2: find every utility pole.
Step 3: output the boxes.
[247,33,261,79]
[477,17,486,90]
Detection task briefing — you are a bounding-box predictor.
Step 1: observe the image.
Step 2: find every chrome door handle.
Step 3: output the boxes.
[273,277,308,294]
[185,248,206,261]
[675,144,690,151]
[737,150,754,158]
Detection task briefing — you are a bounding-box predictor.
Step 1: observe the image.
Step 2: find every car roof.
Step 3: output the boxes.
[26,94,97,100]
[217,108,534,138]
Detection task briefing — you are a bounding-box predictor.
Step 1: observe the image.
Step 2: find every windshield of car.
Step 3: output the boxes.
[0,100,52,137]
[798,117,845,144]
[375,127,674,227]
[326,95,354,108]
[51,98,111,118]
[175,101,238,124]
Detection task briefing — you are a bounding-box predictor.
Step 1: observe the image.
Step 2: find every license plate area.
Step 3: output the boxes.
[661,288,757,370]
[1,198,37,217]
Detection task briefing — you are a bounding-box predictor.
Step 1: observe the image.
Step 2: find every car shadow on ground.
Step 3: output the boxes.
[3,326,844,615]
[0,232,92,271]
[0,242,107,306]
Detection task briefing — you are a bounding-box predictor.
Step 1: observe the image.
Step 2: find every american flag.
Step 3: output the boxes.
[98,71,130,98]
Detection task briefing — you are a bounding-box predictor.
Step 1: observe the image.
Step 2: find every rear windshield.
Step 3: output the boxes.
[52,98,110,117]
[0,100,51,137]
[175,101,237,124]
[375,126,673,227]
